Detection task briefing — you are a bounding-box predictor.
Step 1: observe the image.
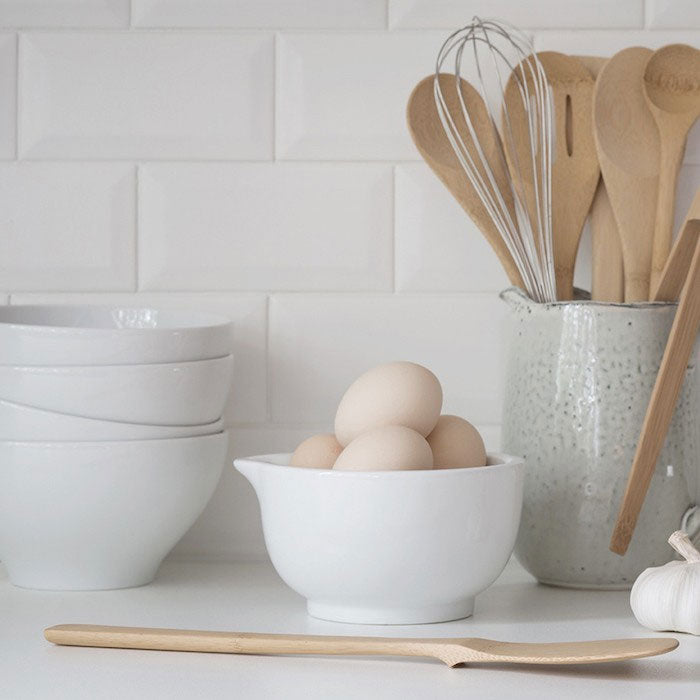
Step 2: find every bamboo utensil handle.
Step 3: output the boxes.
[44,624,678,668]
[652,188,700,302]
[610,234,700,554]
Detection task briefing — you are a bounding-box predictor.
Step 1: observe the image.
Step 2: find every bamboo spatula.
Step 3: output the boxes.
[407,74,524,288]
[593,47,660,302]
[575,55,625,303]
[44,625,678,668]
[610,198,700,555]
[644,44,700,294]
[503,52,599,301]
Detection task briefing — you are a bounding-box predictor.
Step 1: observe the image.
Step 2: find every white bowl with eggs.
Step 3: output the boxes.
[235,452,524,624]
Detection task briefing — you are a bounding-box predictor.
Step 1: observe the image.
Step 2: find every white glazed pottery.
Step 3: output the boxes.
[234,453,524,625]
[0,398,224,441]
[0,432,228,590]
[0,355,233,426]
[0,305,233,366]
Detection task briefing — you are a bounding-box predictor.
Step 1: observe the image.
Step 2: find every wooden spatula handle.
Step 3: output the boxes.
[44,625,435,660]
[611,236,700,554]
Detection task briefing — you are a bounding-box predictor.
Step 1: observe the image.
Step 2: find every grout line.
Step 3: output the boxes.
[390,164,396,293]
[133,164,140,291]
[128,0,134,28]
[272,32,277,161]
[264,295,271,423]
[14,32,19,160]
[384,0,390,30]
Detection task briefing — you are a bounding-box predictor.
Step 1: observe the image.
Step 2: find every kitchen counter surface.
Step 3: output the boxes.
[1,557,698,699]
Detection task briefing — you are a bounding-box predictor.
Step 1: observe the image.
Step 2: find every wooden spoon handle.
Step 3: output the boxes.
[653,187,700,302]
[611,235,700,554]
[45,625,441,661]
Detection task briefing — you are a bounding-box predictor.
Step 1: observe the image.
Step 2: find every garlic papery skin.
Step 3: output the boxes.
[630,530,700,636]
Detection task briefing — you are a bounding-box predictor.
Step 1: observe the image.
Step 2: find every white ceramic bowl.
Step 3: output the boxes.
[0,398,224,441]
[0,305,233,366]
[0,355,233,426]
[235,453,524,625]
[0,432,228,590]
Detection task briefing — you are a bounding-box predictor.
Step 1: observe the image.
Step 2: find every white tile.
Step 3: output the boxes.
[138,163,393,291]
[390,0,643,29]
[535,30,700,164]
[0,1,128,26]
[19,32,273,160]
[646,0,700,29]
[0,164,135,292]
[0,33,15,159]
[277,32,450,161]
[133,0,386,28]
[270,294,507,426]
[395,164,511,292]
[10,292,267,423]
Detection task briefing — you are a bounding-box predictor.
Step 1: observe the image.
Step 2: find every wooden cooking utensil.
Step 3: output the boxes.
[503,52,599,300]
[644,44,700,294]
[653,188,700,302]
[593,47,660,302]
[44,624,678,667]
[590,179,625,302]
[610,226,700,555]
[407,74,524,288]
[575,55,625,303]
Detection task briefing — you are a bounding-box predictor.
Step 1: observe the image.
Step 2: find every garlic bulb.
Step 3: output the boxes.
[630,530,700,635]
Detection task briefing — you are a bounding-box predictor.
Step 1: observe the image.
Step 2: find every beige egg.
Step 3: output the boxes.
[333,425,433,471]
[290,434,343,469]
[427,415,486,469]
[334,361,443,446]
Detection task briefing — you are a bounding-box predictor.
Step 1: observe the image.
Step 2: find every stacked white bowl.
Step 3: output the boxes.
[0,305,233,591]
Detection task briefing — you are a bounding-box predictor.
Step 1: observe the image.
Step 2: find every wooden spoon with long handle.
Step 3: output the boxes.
[503,52,599,300]
[644,44,700,294]
[576,55,625,303]
[407,74,524,288]
[594,47,660,302]
[45,625,678,668]
[610,219,700,554]
[653,187,700,301]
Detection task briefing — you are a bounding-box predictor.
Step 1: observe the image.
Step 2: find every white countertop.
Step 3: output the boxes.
[1,557,698,699]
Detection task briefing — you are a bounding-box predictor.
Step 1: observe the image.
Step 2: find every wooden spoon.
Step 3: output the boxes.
[610,223,700,554]
[575,55,625,303]
[503,52,599,301]
[653,187,700,302]
[44,624,678,668]
[644,44,700,294]
[407,74,524,288]
[593,47,660,302]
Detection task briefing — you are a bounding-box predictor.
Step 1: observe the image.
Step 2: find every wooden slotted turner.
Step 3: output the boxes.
[45,624,678,668]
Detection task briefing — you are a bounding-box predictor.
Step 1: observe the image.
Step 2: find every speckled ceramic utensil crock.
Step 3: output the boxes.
[501,287,700,589]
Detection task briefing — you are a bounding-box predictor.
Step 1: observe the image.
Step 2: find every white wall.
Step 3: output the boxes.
[0,0,698,561]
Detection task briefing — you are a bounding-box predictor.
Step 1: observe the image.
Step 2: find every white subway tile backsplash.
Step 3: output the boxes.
[674,165,700,238]
[138,163,393,291]
[0,33,15,159]
[0,1,129,27]
[389,0,644,29]
[646,1,700,29]
[133,0,386,29]
[269,294,507,426]
[0,164,135,291]
[10,292,268,423]
[19,32,274,160]
[276,32,447,161]
[395,164,511,292]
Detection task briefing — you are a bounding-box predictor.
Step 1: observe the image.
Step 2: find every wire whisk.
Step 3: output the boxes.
[434,17,557,303]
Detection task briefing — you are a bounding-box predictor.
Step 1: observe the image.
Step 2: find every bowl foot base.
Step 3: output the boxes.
[306,597,475,625]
